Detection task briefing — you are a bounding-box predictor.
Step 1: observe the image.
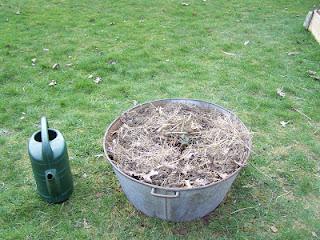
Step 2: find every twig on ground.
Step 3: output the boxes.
[275,191,292,202]
[231,206,256,215]
[293,108,312,121]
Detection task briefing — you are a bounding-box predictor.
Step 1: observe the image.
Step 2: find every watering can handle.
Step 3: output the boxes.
[41,116,53,163]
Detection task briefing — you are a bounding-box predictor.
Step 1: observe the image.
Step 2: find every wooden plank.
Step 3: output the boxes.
[304,11,313,29]
[309,10,320,44]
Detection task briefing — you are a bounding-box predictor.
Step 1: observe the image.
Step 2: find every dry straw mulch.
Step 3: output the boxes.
[106,103,251,188]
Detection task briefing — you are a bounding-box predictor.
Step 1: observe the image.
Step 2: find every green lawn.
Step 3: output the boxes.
[1,0,319,239]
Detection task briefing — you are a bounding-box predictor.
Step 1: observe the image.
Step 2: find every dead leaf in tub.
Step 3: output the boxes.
[156,106,164,115]
[194,178,208,186]
[191,121,202,130]
[142,170,159,183]
[162,162,177,169]
[270,226,278,233]
[276,88,285,97]
[218,173,228,179]
[185,180,192,188]
[181,164,192,175]
[222,148,230,155]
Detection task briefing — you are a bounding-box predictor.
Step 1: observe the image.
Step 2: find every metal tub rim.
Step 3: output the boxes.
[103,98,252,192]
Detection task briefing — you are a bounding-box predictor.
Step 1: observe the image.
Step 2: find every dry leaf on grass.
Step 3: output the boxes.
[287,51,299,56]
[52,63,60,70]
[172,226,188,236]
[43,48,49,51]
[307,70,317,75]
[88,74,94,79]
[280,121,289,127]
[48,80,57,86]
[0,129,11,136]
[15,10,21,15]
[82,173,88,178]
[307,70,320,81]
[20,112,26,120]
[83,218,91,229]
[94,76,102,84]
[270,226,278,233]
[108,59,117,65]
[65,63,73,67]
[276,88,285,97]
[95,192,103,198]
[244,40,250,46]
[31,58,36,66]
[223,51,237,56]
[181,2,190,6]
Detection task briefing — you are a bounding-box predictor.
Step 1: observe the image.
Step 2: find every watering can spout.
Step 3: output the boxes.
[45,169,61,196]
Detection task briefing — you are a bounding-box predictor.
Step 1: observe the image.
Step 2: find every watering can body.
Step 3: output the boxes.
[28,117,73,203]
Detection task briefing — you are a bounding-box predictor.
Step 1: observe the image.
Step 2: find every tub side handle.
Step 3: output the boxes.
[150,188,179,198]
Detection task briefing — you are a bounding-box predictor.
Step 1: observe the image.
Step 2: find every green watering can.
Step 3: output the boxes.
[28,117,73,203]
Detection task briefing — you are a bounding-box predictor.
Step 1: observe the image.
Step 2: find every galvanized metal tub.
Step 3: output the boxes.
[103,99,251,222]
